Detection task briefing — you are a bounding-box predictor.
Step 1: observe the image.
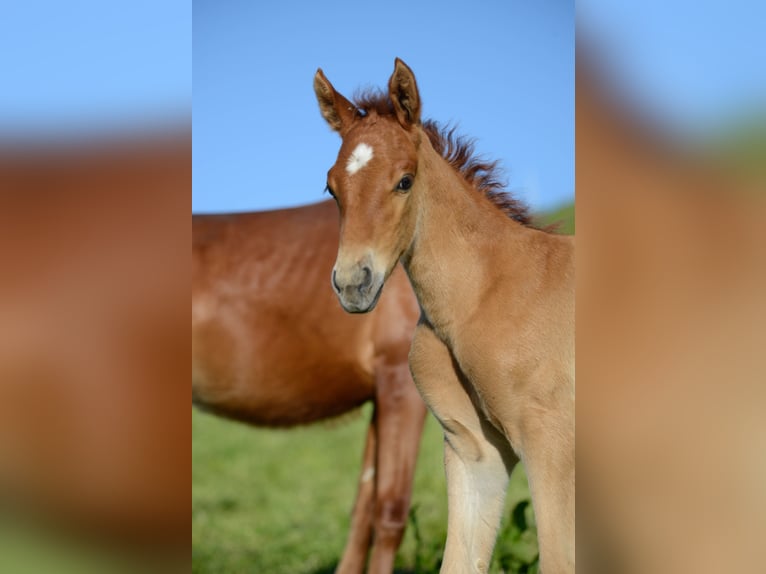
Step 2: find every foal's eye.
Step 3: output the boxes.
[325,185,336,199]
[396,175,413,192]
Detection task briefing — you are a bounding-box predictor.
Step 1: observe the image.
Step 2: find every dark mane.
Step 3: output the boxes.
[353,89,535,226]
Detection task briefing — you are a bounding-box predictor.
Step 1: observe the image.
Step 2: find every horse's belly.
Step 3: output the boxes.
[192,348,375,427]
[192,283,378,426]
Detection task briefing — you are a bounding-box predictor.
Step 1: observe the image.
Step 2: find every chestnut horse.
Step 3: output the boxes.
[192,200,425,573]
[314,60,575,573]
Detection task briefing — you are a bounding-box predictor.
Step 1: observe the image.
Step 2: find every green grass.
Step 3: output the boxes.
[193,406,536,573]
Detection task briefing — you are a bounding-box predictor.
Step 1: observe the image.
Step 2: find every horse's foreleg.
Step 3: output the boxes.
[367,359,427,574]
[336,411,377,574]
[518,395,575,574]
[409,324,518,574]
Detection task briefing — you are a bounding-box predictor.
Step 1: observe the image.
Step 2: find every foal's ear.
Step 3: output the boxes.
[314,69,356,133]
[388,58,421,127]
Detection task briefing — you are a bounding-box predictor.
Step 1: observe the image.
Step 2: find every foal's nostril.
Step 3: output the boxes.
[360,266,372,289]
[331,269,340,293]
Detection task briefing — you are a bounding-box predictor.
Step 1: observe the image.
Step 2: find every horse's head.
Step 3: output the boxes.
[314,58,422,313]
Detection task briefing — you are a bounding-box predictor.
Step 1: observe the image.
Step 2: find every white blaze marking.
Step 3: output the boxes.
[346,142,374,175]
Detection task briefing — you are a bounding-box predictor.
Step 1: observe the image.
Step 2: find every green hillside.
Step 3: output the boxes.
[536,202,575,235]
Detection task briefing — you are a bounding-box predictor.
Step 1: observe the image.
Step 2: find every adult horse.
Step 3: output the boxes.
[314,60,575,573]
[192,200,425,574]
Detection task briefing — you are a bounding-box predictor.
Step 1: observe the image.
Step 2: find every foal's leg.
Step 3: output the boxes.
[518,376,575,573]
[336,411,377,574]
[409,324,518,574]
[367,358,427,574]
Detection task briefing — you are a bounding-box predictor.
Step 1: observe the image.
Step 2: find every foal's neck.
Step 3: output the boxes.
[402,136,531,337]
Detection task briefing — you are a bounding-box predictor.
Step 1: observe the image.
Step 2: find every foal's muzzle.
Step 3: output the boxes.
[331,258,384,313]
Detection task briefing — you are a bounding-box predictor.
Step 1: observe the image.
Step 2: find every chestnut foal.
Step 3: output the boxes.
[314,60,574,573]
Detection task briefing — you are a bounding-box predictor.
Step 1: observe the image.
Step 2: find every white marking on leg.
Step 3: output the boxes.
[361,466,375,482]
[346,142,374,175]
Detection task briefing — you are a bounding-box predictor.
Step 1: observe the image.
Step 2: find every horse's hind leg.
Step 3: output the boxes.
[409,324,518,574]
[336,413,377,574]
[366,358,427,574]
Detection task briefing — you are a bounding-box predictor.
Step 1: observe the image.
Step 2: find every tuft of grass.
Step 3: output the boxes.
[193,406,536,573]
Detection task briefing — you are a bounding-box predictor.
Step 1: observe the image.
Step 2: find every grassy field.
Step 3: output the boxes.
[192,407,537,574]
[192,205,572,573]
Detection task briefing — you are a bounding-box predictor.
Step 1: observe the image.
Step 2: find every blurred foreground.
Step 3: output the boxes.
[576,45,766,573]
[0,130,190,572]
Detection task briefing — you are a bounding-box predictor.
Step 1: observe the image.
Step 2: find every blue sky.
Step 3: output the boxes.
[579,0,766,135]
[1,1,762,212]
[0,0,190,136]
[192,0,575,213]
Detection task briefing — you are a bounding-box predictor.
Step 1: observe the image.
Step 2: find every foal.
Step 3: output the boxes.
[314,59,574,573]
